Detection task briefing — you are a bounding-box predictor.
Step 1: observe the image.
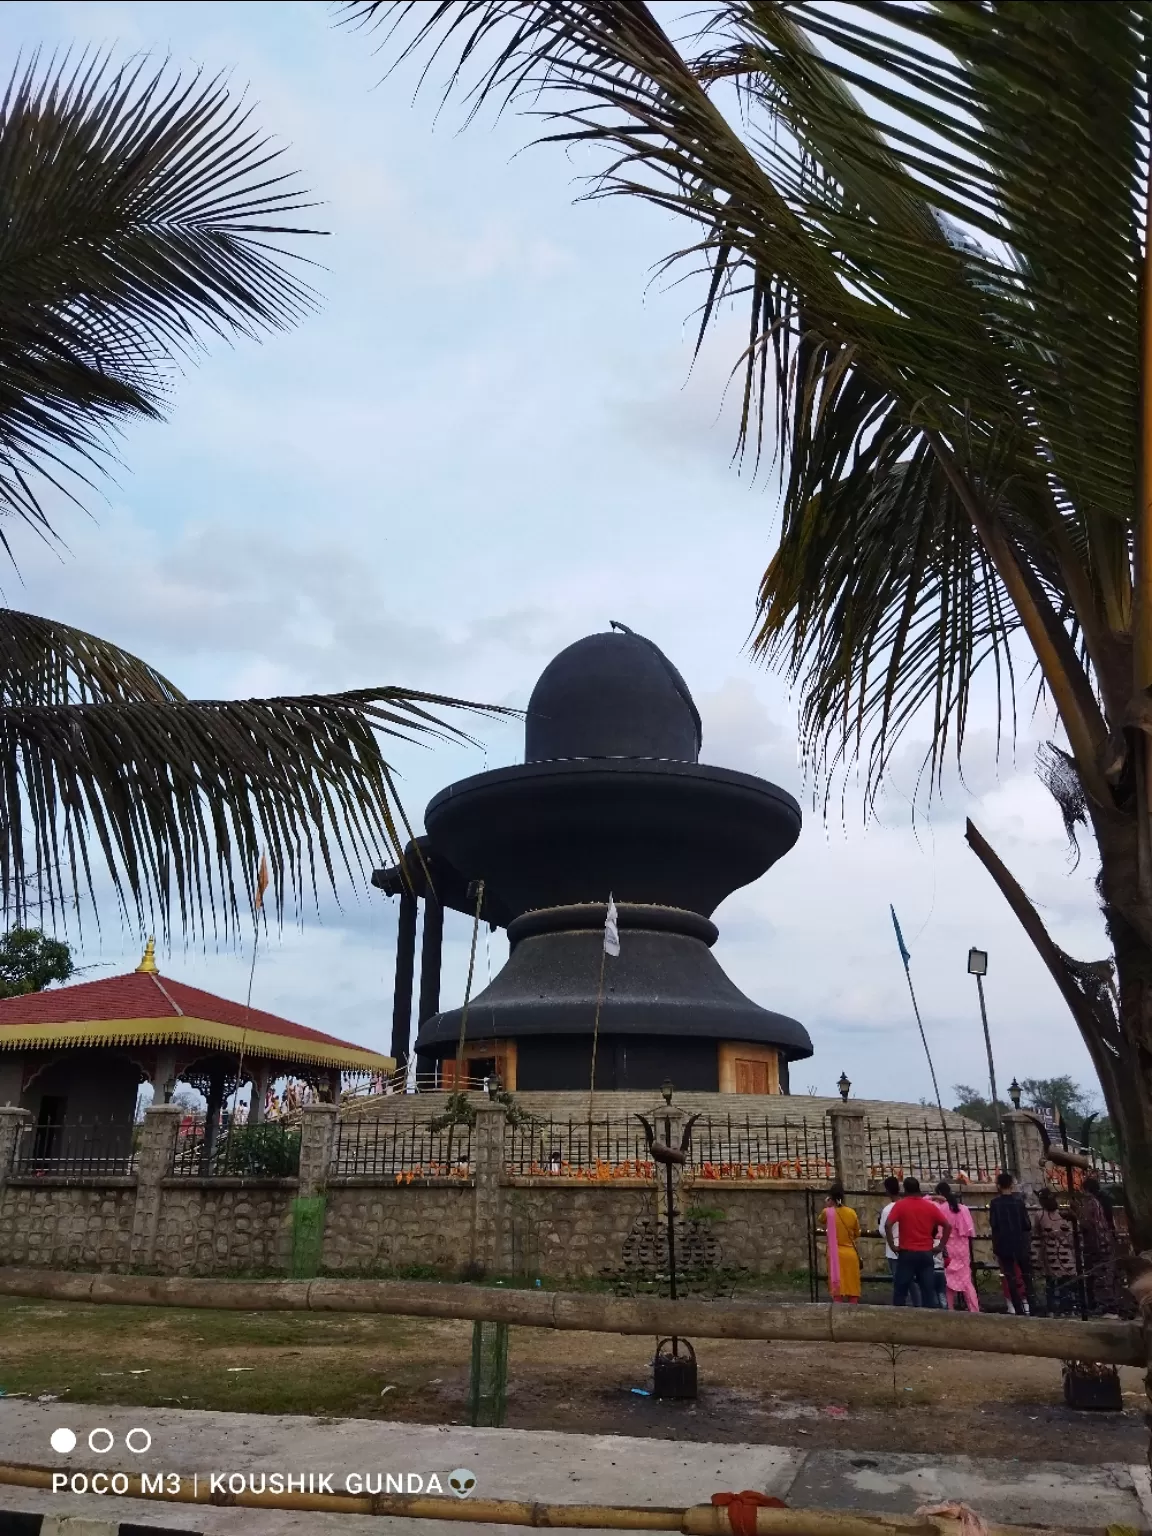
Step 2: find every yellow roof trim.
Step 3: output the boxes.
[0,1015,392,1072]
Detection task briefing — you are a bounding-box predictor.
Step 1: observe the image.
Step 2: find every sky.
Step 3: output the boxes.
[0,0,1112,1109]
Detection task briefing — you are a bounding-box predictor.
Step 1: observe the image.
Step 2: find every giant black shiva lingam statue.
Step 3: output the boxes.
[373,623,811,1093]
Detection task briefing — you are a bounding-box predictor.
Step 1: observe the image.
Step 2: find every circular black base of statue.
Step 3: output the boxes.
[415,905,812,1091]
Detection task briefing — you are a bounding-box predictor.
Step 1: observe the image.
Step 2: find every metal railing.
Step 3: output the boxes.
[504,1114,835,1180]
[1044,1153,1125,1191]
[338,1070,503,1108]
[867,1120,1003,1184]
[505,1116,653,1177]
[169,1120,301,1178]
[690,1114,834,1180]
[10,1120,137,1177]
[329,1115,473,1178]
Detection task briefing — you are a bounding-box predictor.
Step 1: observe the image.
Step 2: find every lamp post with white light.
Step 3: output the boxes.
[967,947,1006,1172]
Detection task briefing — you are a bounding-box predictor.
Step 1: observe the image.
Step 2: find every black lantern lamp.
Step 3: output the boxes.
[1008,1078,1022,1110]
[837,1071,851,1102]
[661,1079,674,1106]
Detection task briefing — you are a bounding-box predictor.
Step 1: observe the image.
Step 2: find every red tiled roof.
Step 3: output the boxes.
[0,969,363,1054]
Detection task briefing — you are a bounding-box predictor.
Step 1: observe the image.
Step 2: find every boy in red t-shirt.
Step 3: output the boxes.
[884,1176,952,1307]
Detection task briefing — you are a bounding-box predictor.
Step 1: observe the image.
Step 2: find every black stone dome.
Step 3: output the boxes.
[402,623,812,1089]
[525,623,702,763]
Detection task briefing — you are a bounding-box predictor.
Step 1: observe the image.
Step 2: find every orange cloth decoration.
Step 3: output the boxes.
[711,1491,787,1536]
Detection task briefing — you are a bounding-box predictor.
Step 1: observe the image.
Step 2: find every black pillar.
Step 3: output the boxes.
[416,897,444,1084]
[201,1064,226,1174]
[418,898,444,1029]
[391,889,418,1066]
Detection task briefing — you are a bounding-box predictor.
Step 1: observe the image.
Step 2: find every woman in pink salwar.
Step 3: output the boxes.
[933,1181,979,1312]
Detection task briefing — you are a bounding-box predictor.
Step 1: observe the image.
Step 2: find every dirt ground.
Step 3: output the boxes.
[0,1297,1144,1465]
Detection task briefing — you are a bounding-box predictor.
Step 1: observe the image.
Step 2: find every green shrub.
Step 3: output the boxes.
[223,1124,301,1176]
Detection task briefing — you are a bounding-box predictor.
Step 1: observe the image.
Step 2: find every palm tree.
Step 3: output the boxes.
[0,52,491,938]
[351,0,1152,1242]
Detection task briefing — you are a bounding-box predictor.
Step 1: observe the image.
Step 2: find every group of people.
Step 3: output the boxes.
[263,1080,314,1120]
[821,1171,1122,1314]
[823,1175,977,1308]
[988,1172,1121,1317]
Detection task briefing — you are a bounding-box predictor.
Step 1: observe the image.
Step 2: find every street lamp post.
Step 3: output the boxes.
[967,947,1006,1172]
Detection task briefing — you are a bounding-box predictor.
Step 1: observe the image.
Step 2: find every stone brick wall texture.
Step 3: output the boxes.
[685,1186,812,1273]
[0,1168,997,1279]
[503,1184,654,1279]
[151,1183,296,1275]
[322,1182,475,1273]
[0,1183,134,1270]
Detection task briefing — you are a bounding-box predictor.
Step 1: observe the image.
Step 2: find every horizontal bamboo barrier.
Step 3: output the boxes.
[0,1463,1066,1536]
[0,1268,1142,1364]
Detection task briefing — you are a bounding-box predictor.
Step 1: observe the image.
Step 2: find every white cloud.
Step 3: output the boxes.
[698,676,801,794]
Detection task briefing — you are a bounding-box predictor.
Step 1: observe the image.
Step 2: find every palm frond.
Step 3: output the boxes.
[0,609,506,938]
[0,608,185,705]
[785,1,1146,643]
[0,51,320,537]
[759,410,1022,808]
[349,0,1142,803]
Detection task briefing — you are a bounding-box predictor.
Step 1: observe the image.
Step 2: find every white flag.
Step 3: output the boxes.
[604,894,620,958]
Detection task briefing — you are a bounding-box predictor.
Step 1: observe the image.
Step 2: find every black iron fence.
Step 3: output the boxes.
[867,1120,1003,1184]
[169,1120,301,1178]
[505,1116,653,1177]
[1055,1144,1124,1187]
[10,1120,137,1177]
[329,1114,473,1178]
[690,1114,834,1180]
[504,1114,835,1180]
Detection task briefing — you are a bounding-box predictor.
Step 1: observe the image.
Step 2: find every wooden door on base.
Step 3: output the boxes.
[734,1058,773,1095]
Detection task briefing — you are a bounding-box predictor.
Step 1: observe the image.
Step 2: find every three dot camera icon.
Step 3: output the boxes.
[448,1467,477,1499]
[50,1426,151,1455]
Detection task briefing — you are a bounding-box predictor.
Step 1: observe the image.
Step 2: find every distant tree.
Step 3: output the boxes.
[951,1084,1009,1133]
[1019,1076,1095,1136]
[0,927,73,997]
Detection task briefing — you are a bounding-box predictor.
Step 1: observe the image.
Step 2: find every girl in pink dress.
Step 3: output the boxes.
[934,1181,979,1311]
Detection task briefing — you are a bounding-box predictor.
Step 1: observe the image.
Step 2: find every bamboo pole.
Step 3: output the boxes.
[0,1269,1140,1364]
[0,1463,1065,1536]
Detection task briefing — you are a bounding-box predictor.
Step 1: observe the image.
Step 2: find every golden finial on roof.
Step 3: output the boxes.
[135,937,158,974]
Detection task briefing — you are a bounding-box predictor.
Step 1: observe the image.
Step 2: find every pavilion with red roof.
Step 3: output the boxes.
[0,939,392,1140]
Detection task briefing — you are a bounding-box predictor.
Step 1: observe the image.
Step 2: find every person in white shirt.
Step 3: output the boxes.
[878,1174,922,1306]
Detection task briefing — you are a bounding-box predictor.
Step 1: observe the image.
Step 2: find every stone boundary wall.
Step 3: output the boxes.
[0,1180,136,1270]
[0,1102,1036,1280]
[324,1180,477,1275]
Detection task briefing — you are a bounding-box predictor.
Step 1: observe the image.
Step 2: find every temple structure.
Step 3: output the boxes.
[374,625,812,1094]
[0,940,392,1147]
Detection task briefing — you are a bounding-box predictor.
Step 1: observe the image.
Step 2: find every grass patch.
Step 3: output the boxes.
[0,1267,814,1418]
[0,1296,468,1418]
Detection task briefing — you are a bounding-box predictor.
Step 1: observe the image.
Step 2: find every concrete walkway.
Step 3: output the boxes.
[0,1403,1148,1534]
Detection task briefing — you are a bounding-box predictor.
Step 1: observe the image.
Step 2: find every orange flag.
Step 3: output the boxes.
[255,854,270,911]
